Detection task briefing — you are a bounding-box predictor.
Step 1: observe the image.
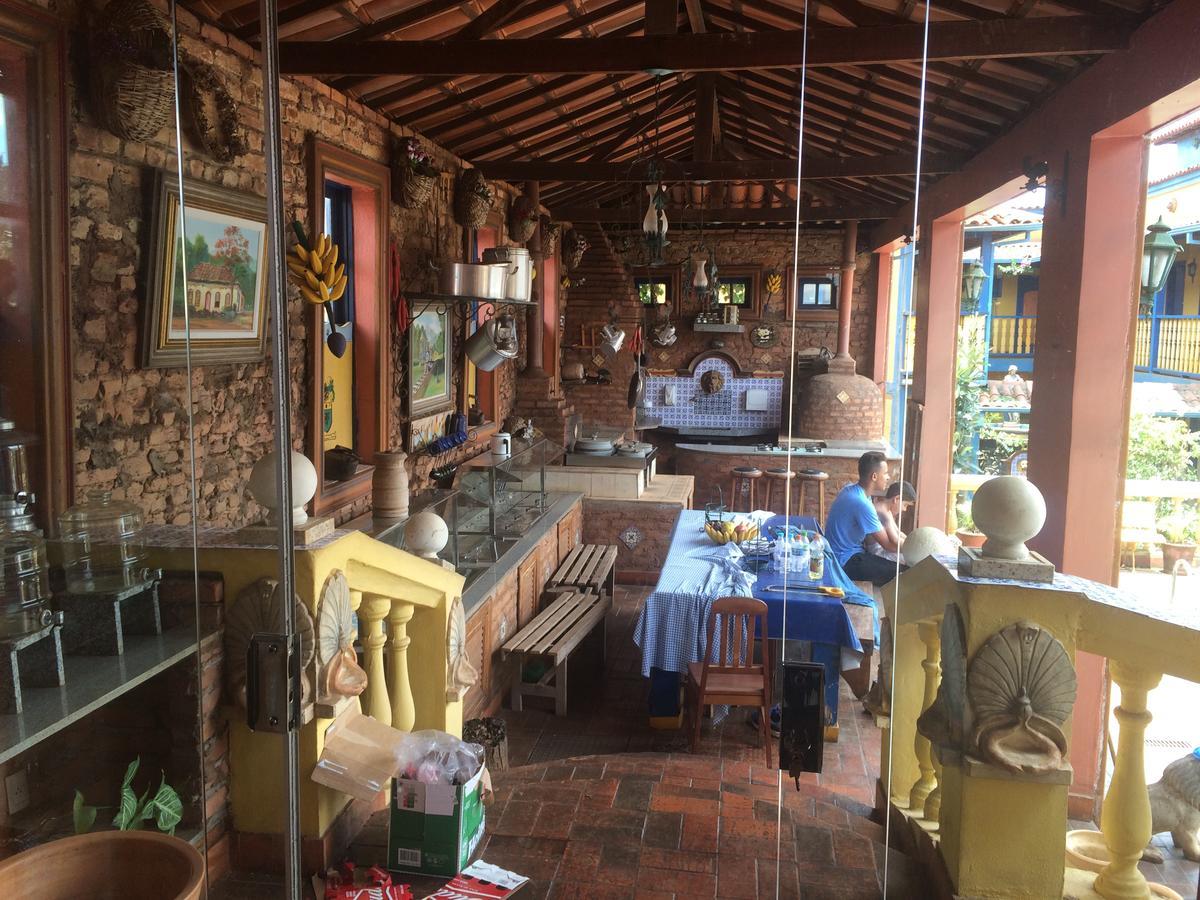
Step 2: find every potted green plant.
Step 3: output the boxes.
[956,502,986,549]
[1158,512,1198,573]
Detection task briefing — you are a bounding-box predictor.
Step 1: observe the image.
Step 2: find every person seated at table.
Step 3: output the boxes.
[865,481,916,564]
[825,451,905,586]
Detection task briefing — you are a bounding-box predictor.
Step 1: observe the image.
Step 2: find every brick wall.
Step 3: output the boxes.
[62,0,520,527]
[562,224,877,431]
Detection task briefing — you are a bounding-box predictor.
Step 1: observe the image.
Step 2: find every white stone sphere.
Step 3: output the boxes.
[971,476,1046,561]
[248,450,318,526]
[404,509,449,560]
[901,526,951,566]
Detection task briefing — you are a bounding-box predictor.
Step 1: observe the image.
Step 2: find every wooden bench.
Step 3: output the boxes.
[840,582,880,700]
[547,543,617,601]
[501,590,610,716]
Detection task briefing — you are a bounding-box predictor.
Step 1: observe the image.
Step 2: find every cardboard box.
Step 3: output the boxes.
[388,766,485,878]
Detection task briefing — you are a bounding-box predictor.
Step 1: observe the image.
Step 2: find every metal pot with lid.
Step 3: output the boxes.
[481,246,532,303]
[465,313,520,372]
[438,262,510,300]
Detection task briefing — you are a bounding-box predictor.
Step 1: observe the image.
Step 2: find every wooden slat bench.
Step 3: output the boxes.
[546,543,617,601]
[501,590,610,716]
[840,581,880,700]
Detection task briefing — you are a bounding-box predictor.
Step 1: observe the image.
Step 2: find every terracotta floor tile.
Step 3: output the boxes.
[639,846,718,874]
[637,865,718,897]
[681,813,720,853]
[641,811,684,850]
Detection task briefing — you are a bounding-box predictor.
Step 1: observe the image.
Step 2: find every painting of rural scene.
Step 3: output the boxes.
[409,308,451,414]
[169,205,266,341]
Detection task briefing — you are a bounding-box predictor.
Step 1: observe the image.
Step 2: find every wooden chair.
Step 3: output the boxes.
[685,596,773,765]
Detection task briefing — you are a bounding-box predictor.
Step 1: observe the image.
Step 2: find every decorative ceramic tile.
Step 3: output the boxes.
[620,526,643,549]
[645,357,784,432]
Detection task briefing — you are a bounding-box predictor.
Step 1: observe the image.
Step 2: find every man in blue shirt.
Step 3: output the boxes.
[825,451,904,586]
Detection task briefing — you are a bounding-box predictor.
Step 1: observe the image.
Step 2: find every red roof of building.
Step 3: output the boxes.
[188,262,238,284]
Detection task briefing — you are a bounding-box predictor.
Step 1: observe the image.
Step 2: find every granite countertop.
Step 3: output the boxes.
[675,438,899,460]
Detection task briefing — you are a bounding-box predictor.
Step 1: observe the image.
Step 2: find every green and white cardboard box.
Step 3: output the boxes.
[388,765,486,878]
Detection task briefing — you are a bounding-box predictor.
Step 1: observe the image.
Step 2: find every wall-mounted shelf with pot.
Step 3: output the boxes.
[692,323,745,334]
[406,291,536,324]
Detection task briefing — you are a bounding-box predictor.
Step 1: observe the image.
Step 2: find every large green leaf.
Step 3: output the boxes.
[73,790,97,835]
[121,757,141,791]
[146,776,183,835]
[113,783,140,830]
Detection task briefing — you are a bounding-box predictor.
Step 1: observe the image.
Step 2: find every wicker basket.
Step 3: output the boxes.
[564,228,588,271]
[396,165,437,208]
[541,218,560,256]
[90,0,175,143]
[508,194,537,243]
[454,169,494,228]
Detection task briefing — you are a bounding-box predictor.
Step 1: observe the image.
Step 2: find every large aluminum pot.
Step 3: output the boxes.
[482,246,532,302]
[439,262,509,300]
[465,313,520,372]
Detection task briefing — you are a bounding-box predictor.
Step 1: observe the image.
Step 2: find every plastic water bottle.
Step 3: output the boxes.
[808,532,825,581]
[792,533,810,576]
[773,538,787,575]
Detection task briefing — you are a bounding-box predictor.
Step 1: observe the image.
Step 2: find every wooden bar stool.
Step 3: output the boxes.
[797,470,830,521]
[729,466,763,512]
[762,468,796,514]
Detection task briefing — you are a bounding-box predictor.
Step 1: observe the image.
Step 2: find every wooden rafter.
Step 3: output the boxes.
[276,17,1130,76]
[548,202,900,223]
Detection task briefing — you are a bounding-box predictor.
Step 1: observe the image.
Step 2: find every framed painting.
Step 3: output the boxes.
[143,170,270,367]
[408,306,454,417]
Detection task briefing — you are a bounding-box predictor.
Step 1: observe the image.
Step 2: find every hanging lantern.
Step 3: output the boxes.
[1141,215,1180,300]
[642,184,668,265]
[960,259,987,314]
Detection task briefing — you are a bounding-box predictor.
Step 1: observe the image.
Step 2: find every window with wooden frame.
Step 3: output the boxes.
[307,138,390,517]
[631,265,679,312]
[714,265,761,316]
[0,4,71,530]
[788,264,841,321]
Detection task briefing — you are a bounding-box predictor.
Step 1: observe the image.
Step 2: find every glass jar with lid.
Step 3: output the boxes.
[0,529,51,637]
[57,490,148,593]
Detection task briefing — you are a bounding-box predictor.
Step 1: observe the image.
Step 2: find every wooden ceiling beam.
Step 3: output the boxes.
[277,17,1130,76]
[693,74,717,161]
[474,152,963,181]
[548,202,899,223]
[683,0,706,32]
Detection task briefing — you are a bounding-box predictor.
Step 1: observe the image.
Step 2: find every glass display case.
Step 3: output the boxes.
[455,438,564,540]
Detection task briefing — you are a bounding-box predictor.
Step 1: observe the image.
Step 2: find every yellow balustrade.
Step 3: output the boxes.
[908,620,942,818]
[1156,317,1200,374]
[358,592,393,726]
[1134,318,1152,369]
[879,560,1200,900]
[387,601,418,733]
[1093,662,1162,900]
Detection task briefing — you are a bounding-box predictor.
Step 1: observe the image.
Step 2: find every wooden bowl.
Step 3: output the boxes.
[0,831,204,900]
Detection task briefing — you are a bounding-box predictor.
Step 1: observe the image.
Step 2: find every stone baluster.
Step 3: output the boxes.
[909,620,942,816]
[1094,661,1162,900]
[387,601,417,733]
[358,592,393,726]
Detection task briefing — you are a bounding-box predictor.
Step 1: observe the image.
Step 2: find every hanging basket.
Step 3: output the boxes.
[181,60,248,163]
[564,228,589,271]
[89,0,175,143]
[508,194,538,243]
[397,166,437,208]
[541,218,560,257]
[454,169,495,228]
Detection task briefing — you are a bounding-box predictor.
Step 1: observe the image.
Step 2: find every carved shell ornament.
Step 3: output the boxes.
[967,620,1076,774]
[316,570,367,702]
[224,577,316,709]
[446,596,479,702]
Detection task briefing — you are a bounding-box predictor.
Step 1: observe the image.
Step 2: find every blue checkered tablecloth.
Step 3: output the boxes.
[634,509,872,677]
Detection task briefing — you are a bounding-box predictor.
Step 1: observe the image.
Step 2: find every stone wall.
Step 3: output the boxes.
[562,223,877,432]
[65,0,521,528]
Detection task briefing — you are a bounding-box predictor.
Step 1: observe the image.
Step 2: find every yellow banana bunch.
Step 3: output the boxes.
[704,520,759,545]
[765,271,783,296]
[289,232,348,306]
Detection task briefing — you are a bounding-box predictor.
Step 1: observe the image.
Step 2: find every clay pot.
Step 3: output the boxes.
[0,831,205,900]
[1161,541,1196,574]
[747,182,766,207]
[727,182,748,205]
[956,529,986,549]
[372,451,410,519]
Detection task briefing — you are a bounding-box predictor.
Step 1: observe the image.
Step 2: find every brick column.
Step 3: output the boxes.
[870,249,894,387]
[908,217,963,529]
[1027,134,1148,818]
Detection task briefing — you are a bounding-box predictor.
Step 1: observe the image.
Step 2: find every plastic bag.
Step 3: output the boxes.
[396,729,485,786]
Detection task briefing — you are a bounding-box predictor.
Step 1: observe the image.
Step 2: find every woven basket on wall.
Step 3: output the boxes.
[454,169,494,228]
[508,194,538,243]
[396,166,437,208]
[541,218,560,257]
[90,0,176,143]
[564,228,588,271]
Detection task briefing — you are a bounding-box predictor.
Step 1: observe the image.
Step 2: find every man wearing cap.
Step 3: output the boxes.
[824,451,905,586]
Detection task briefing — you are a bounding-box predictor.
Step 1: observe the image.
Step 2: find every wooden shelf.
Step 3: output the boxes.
[692,323,745,333]
[0,627,201,765]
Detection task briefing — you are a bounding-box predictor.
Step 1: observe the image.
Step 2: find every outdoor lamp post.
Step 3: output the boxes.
[961,260,988,314]
[1141,215,1181,304]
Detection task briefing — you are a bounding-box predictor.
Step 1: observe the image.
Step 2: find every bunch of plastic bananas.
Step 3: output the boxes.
[765,271,783,296]
[289,232,347,306]
[704,519,760,545]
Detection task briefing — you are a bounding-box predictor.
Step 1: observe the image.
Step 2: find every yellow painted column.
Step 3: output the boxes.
[359,593,393,726]
[387,601,417,733]
[926,756,943,825]
[909,621,941,815]
[1094,661,1162,900]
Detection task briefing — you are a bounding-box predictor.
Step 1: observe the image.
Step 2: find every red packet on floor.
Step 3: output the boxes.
[421,861,528,899]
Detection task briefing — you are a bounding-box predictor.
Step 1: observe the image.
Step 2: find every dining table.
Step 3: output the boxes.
[633,508,876,734]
